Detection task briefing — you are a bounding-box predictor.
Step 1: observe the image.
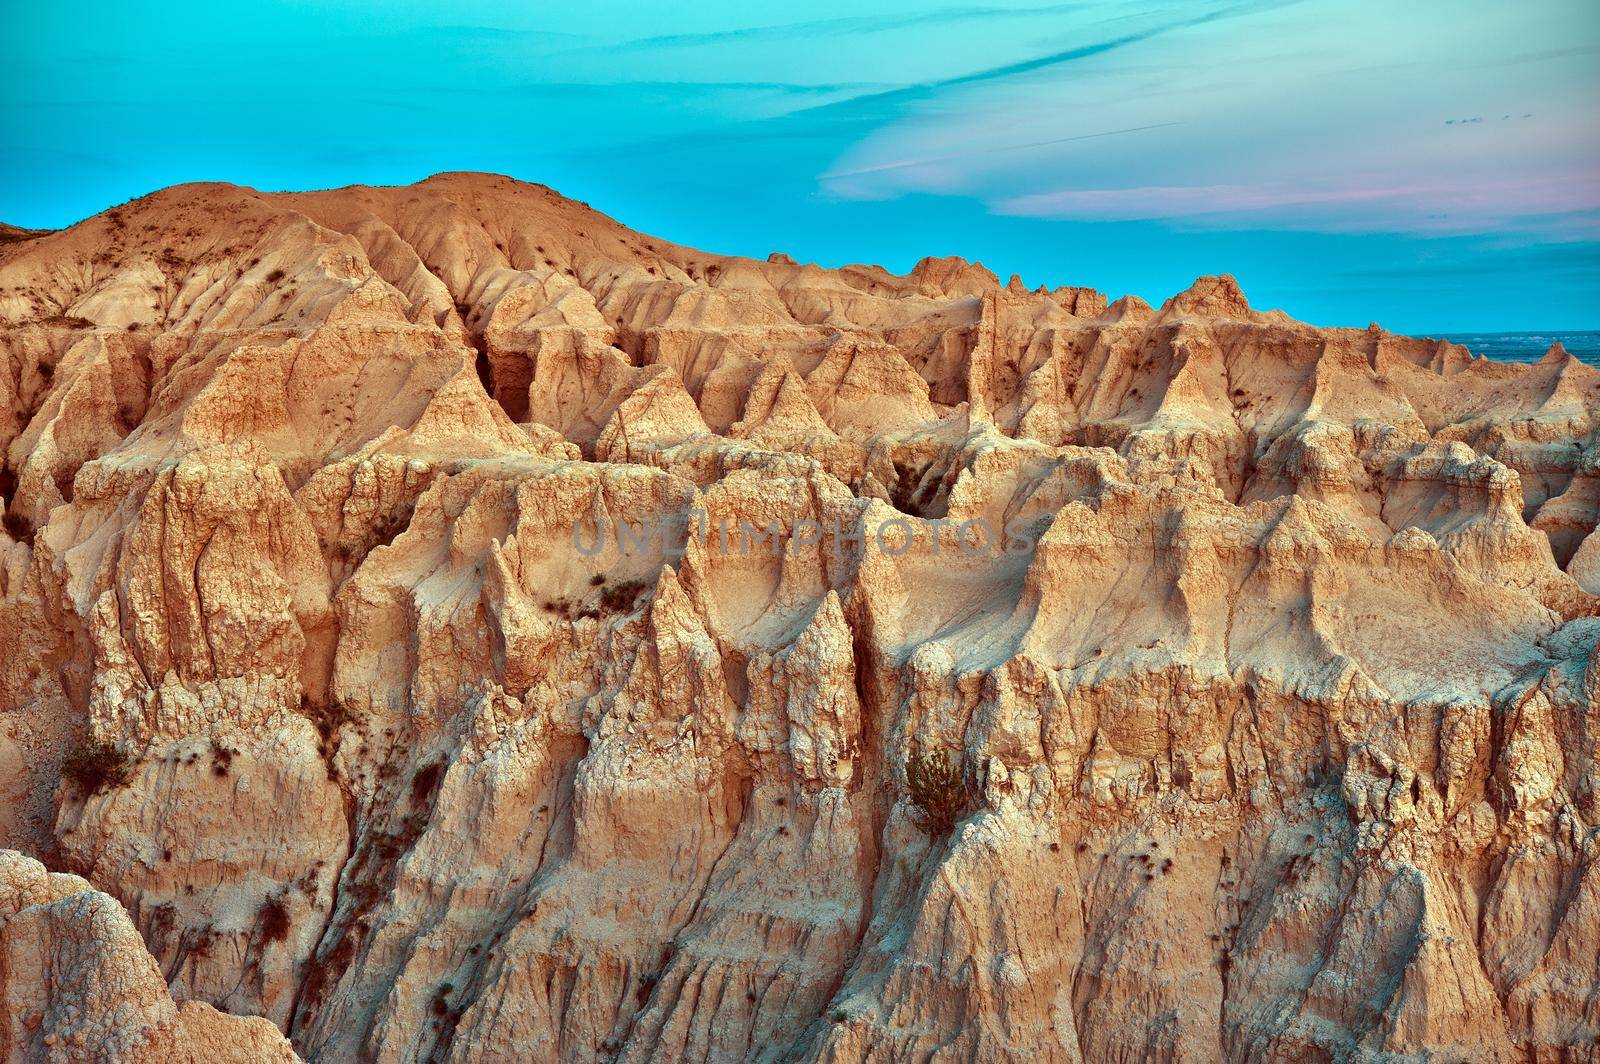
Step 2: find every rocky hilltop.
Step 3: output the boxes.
[1,173,1597,1062]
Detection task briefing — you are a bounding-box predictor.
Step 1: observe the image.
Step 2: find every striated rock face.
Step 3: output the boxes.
[1,172,1597,1062]
[0,849,301,1062]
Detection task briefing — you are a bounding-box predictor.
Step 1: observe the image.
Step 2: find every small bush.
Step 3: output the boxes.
[301,694,346,742]
[906,747,974,837]
[63,739,133,794]
[2,509,34,544]
[264,268,286,284]
[600,579,648,614]
[259,895,291,943]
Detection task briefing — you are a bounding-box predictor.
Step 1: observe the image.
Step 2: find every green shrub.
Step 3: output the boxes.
[906,747,974,837]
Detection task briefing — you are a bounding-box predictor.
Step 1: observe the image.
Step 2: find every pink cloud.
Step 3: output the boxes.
[995,171,1600,234]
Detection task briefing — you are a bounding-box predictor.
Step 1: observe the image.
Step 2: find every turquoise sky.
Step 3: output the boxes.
[4,0,1597,330]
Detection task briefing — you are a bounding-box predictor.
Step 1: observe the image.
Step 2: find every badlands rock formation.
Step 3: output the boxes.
[0,172,1597,1062]
[0,850,299,1063]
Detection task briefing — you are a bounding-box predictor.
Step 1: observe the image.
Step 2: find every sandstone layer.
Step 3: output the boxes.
[1,173,1597,1062]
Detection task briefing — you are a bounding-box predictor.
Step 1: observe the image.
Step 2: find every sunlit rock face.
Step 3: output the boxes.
[2,173,1597,1063]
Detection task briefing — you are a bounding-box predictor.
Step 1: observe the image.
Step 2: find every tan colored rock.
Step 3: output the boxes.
[0,849,301,1062]
[1,173,1596,1062]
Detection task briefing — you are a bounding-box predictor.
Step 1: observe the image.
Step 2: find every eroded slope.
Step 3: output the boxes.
[1,173,1597,1062]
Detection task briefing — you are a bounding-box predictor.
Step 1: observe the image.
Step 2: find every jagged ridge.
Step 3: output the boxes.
[0,173,1597,1063]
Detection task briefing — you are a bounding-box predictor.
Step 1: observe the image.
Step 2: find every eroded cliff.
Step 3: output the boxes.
[1,173,1596,1062]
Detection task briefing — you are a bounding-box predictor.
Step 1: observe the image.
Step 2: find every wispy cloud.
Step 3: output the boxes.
[1356,242,1600,279]
[793,0,1287,122]
[995,173,1600,236]
[8,0,1598,329]
[399,79,898,99]
[604,4,1088,50]
[590,0,1275,167]
[822,121,1183,179]
[923,1,1289,92]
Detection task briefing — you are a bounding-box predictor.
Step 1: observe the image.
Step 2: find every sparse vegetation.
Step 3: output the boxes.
[39,314,95,330]
[258,895,291,943]
[191,927,221,956]
[600,579,648,613]
[62,738,134,794]
[905,747,974,837]
[301,694,346,745]
[2,509,34,544]
[541,578,650,622]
